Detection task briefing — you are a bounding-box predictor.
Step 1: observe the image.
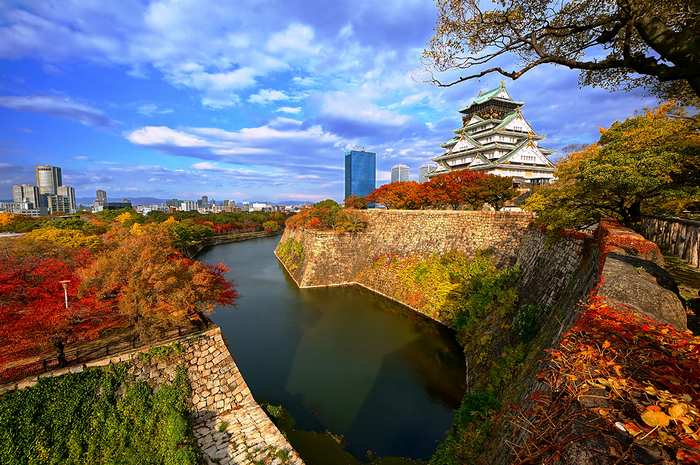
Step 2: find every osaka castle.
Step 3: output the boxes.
[431,83,556,184]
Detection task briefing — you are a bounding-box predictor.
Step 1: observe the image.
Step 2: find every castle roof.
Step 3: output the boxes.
[458,83,524,114]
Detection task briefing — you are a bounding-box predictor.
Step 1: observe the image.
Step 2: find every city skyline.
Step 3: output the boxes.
[0,1,657,203]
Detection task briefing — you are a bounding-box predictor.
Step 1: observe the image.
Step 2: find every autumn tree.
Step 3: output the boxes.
[262,220,280,233]
[0,213,41,233]
[334,208,369,232]
[422,0,700,103]
[0,239,122,367]
[525,102,700,233]
[422,170,487,209]
[26,226,103,251]
[462,175,518,210]
[366,181,425,209]
[344,195,368,209]
[79,224,237,339]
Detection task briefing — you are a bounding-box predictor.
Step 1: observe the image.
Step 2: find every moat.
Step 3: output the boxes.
[199,235,467,462]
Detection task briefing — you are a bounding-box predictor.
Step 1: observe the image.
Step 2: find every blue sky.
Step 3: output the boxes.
[0,0,656,204]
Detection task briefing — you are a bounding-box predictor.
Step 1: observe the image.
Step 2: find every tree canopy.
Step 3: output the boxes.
[365,171,518,210]
[79,225,238,339]
[524,102,700,233]
[423,0,700,103]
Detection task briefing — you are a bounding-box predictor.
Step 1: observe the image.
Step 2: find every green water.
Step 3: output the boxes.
[199,236,466,462]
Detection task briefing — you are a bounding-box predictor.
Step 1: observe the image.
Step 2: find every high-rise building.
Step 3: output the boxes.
[96,190,107,202]
[391,164,409,183]
[419,163,437,183]
[344,150,376,200]
[181,200,197,211]
[57,185,76,213]
[35,165,62,207]
[12,184,40,208]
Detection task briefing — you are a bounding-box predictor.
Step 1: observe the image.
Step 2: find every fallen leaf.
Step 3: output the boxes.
[642,409,670,427]
[669,404,686,420]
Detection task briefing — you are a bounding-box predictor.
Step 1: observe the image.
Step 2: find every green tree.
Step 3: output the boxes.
[423,0,700,103]
[524,102,700,233]
[461,175,518,210]
[314,199,340,209]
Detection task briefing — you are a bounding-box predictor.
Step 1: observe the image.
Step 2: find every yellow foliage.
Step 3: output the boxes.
[163,216,179,224]
[130,223,144,236]
[0,212,13,227]
[115,212,133,224]
[26,226,103,250]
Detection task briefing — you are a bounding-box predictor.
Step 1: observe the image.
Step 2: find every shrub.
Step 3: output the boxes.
[512,304,548,342]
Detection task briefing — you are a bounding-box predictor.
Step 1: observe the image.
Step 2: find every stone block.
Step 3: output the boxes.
[16,379,38,389]
[69,365,84,374]
[86,358,111,368]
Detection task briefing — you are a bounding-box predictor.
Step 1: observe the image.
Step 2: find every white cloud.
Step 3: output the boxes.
[127,126,211,147]
[248,89,289,105]
[0,95,118,127]
[317,91,413,127]
[277,106,302,114]
[136,103,174,116]
[267,24,319,58]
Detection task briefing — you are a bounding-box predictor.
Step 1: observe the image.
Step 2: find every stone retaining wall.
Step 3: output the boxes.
[276,212,688,464]
[0,327,302,465]
[642,214,700,268]
[277,210,535,288]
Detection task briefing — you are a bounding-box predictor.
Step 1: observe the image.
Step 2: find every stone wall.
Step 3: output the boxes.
[1,327,302,465]
[642,214,700,268]
[276,211,689,464]
[277,210,535,288]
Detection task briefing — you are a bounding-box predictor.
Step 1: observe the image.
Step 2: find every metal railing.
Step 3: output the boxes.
[0,325,200,386]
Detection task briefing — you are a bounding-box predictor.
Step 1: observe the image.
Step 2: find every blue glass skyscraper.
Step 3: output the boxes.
[344,150,376,200]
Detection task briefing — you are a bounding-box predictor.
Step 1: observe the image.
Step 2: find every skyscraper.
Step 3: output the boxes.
[35,165,62,207]
[419,162,437,183]
[344,150,376,199]
[391,164,409,183]
[96,190,107,202]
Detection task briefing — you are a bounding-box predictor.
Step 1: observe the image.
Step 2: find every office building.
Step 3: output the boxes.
[12,184,40,208]
[57,185,76,213]
[344,150,376,199]
[391,164,409,183]
[181,200,197,211]
[35,165,62,207]
[419,163,437,183]
[48,195,72,214]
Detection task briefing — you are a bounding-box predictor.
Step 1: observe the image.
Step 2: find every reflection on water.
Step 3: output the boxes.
[198,236,466,461]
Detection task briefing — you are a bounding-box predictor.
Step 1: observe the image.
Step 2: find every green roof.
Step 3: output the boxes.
[458,84,524,113]
[495,109,519,129]
[475,85,506,104]
[494,138,556,167]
